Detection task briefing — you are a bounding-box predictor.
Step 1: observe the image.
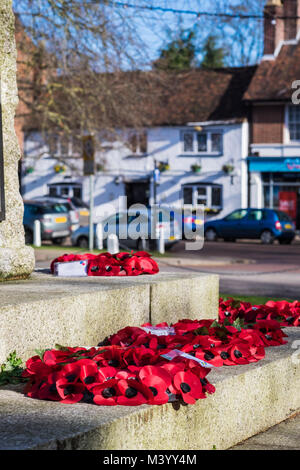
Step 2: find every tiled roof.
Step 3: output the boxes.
[244,41,300,101]
[98,66,257,127]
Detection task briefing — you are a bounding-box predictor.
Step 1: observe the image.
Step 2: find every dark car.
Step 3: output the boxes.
[204,208,296,245]
[23,200,72,245]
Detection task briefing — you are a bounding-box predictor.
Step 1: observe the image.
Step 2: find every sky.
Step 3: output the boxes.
[13,0,266,68]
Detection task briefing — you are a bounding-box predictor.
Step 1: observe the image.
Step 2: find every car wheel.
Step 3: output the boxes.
[279,239,292,245]
[205,228,217,242]
[78,236,89,249]
[25,229,33,245]
[260,230,274,245]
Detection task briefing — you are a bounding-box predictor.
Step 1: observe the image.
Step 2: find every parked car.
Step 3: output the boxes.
[32,196,80,231]
[71,208,181,250]
[204,208,295,245]
[60,196,89,226]
[23,200,73,245]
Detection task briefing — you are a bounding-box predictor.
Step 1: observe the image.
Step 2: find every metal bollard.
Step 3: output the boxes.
[96,222,103,250]
[107,233,119,254]
[158,226,165,254]
[33,219,41,247]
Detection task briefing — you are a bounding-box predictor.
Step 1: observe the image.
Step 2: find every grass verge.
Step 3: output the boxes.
[220,293,295,304]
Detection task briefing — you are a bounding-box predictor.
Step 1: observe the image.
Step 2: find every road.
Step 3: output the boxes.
[35,239,300,300]
[161,239,300,299]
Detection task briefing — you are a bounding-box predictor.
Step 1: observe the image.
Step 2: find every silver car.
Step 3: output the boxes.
[23,200,73,245]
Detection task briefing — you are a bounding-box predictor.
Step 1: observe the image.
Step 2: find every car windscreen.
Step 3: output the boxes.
[274,210,292,222]
[39,203,70,214]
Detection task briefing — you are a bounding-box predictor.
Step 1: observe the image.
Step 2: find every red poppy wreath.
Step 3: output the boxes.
[50,251,159,277]
[23,298,300,407]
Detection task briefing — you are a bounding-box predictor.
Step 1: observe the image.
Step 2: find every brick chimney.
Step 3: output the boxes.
[264,0,284,55]
[283,0,300,40]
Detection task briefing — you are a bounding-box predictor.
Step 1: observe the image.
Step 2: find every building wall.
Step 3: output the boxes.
[251,105,284,144]
[22,122,246,221]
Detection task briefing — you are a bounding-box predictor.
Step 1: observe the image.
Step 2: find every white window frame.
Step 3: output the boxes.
[127,130,148,155]
[286,105,300,143]
[182,184,223,210]
[180,129,223,155]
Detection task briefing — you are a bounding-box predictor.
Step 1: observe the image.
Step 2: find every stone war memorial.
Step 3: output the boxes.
[0,0,34,280]
[0,0,299,452]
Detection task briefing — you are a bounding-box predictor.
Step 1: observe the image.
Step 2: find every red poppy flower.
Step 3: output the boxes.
[43,349,73,367]
[115,369,137,380]
[173,371,205,404]
[194,349,223,368]
[96,345,124,368]
[139,366,172,404]
[121,256,142,276]
[22,355,53,379]
[56,380,86,404]
[37,373,61,401]
[253,320,288,346]
[93,379,119,406]
[116,379,150,406]
[56,362,82,384]
[87,258,124,277]
[227,341,251,365]
[79,362,100,388]
[98,366,117,383]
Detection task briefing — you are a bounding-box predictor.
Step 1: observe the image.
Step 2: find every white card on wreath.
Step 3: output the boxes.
[54,260,88,277]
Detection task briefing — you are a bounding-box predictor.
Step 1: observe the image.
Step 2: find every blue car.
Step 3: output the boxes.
[204,208,295,245]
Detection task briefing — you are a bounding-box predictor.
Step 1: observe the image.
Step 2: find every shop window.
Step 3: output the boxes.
[288,105,300,141]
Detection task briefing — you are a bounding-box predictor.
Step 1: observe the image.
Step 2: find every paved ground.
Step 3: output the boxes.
[162,240,300,299]
[35,239,300,299]
[231,412,300,450]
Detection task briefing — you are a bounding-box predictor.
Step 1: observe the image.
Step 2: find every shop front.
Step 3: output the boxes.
[248,157,300,229]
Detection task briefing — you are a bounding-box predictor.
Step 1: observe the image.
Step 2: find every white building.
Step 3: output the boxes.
[21,67,255,222]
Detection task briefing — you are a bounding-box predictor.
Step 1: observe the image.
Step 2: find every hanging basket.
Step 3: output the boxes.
[25,166,34,175]
[191,164,202,173]
[54,164,66,174]
[158,162,170,172]
[222,164,234,174]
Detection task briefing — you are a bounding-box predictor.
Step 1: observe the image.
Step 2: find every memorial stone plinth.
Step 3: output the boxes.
[0,1,34,280]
